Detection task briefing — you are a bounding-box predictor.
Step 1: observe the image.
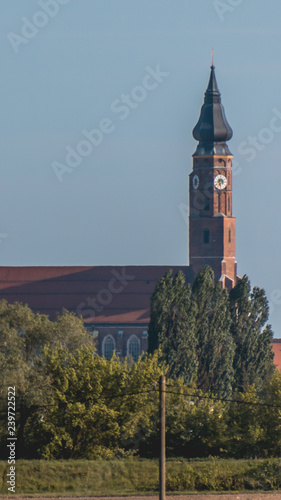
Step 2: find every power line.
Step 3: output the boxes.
[1,387,281,412]
[2,377,281,411]
[164,387,281,409]
[0,388,158,414]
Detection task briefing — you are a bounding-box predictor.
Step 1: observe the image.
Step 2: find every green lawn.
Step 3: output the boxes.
[1,458,281,495]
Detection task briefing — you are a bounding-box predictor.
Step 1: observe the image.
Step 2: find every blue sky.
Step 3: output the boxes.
[1,0,281,335]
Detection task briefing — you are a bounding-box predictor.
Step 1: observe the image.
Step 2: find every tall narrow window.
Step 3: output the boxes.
[203,229,210,244]
[228,196,231,213]
[204,197,210,211]
[103,335,115,360]
[127,335,140,362]
[228,229,231,243]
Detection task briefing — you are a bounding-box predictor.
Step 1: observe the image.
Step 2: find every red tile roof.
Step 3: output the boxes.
[0,266,192,324]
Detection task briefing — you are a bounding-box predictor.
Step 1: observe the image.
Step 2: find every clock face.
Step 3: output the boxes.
[214,174,227,190]
[192,175,199,190]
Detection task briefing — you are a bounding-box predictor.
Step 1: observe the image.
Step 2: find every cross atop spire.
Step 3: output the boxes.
[211,47,215,68]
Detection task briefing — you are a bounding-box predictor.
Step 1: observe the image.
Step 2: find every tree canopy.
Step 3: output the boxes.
[0,279,277,460]
[148,266,274,396]
[148,270,198,384]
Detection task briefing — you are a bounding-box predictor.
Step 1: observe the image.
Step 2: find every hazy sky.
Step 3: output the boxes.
[1,0,281,336]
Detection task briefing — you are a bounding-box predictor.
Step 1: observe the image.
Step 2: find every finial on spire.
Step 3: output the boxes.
[211,47,215,68]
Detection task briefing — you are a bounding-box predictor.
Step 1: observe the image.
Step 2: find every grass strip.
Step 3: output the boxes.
[1,458,281,495]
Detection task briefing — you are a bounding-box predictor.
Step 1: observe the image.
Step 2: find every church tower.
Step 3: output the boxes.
[189,63,237,287]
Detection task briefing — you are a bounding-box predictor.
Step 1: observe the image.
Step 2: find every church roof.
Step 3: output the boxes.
[0,265,192,324]
[192,65,233,156]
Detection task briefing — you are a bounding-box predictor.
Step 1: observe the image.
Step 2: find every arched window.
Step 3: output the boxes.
[127,335,140,362]
[228,229,231,243]
[103,335,115,360]
[203,229,210,244]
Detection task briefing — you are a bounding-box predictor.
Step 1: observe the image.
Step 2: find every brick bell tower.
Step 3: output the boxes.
[189,63,237,287]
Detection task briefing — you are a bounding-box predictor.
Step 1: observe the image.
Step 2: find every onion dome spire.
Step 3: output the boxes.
[192,64,233,156]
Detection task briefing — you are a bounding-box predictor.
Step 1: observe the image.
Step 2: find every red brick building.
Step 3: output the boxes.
[0,65,278,363]
[271,340,281,370]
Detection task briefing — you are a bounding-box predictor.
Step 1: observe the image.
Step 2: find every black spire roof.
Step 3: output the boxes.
[192,65,233,156]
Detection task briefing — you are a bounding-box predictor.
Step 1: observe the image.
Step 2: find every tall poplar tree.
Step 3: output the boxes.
[148,270,198,384]
[192,266,235,397]
[229,275,274,392]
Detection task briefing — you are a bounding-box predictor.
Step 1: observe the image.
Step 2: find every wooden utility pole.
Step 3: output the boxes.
[159,375,166,500]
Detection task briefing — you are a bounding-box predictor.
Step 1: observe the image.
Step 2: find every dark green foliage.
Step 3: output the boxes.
[229,275,275,391]
[149,267,274,397]
[148,270,198,384]
[192,267,235,397]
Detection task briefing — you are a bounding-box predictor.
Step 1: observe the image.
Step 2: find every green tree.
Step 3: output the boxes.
[229,276,275,392]
[148,270,198,384]
[0,301,93,458]
[192,267,235,397]
[32,347,164,459]
[144,378,229,458]
[256,370,281,457]
[226,385,264,458]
